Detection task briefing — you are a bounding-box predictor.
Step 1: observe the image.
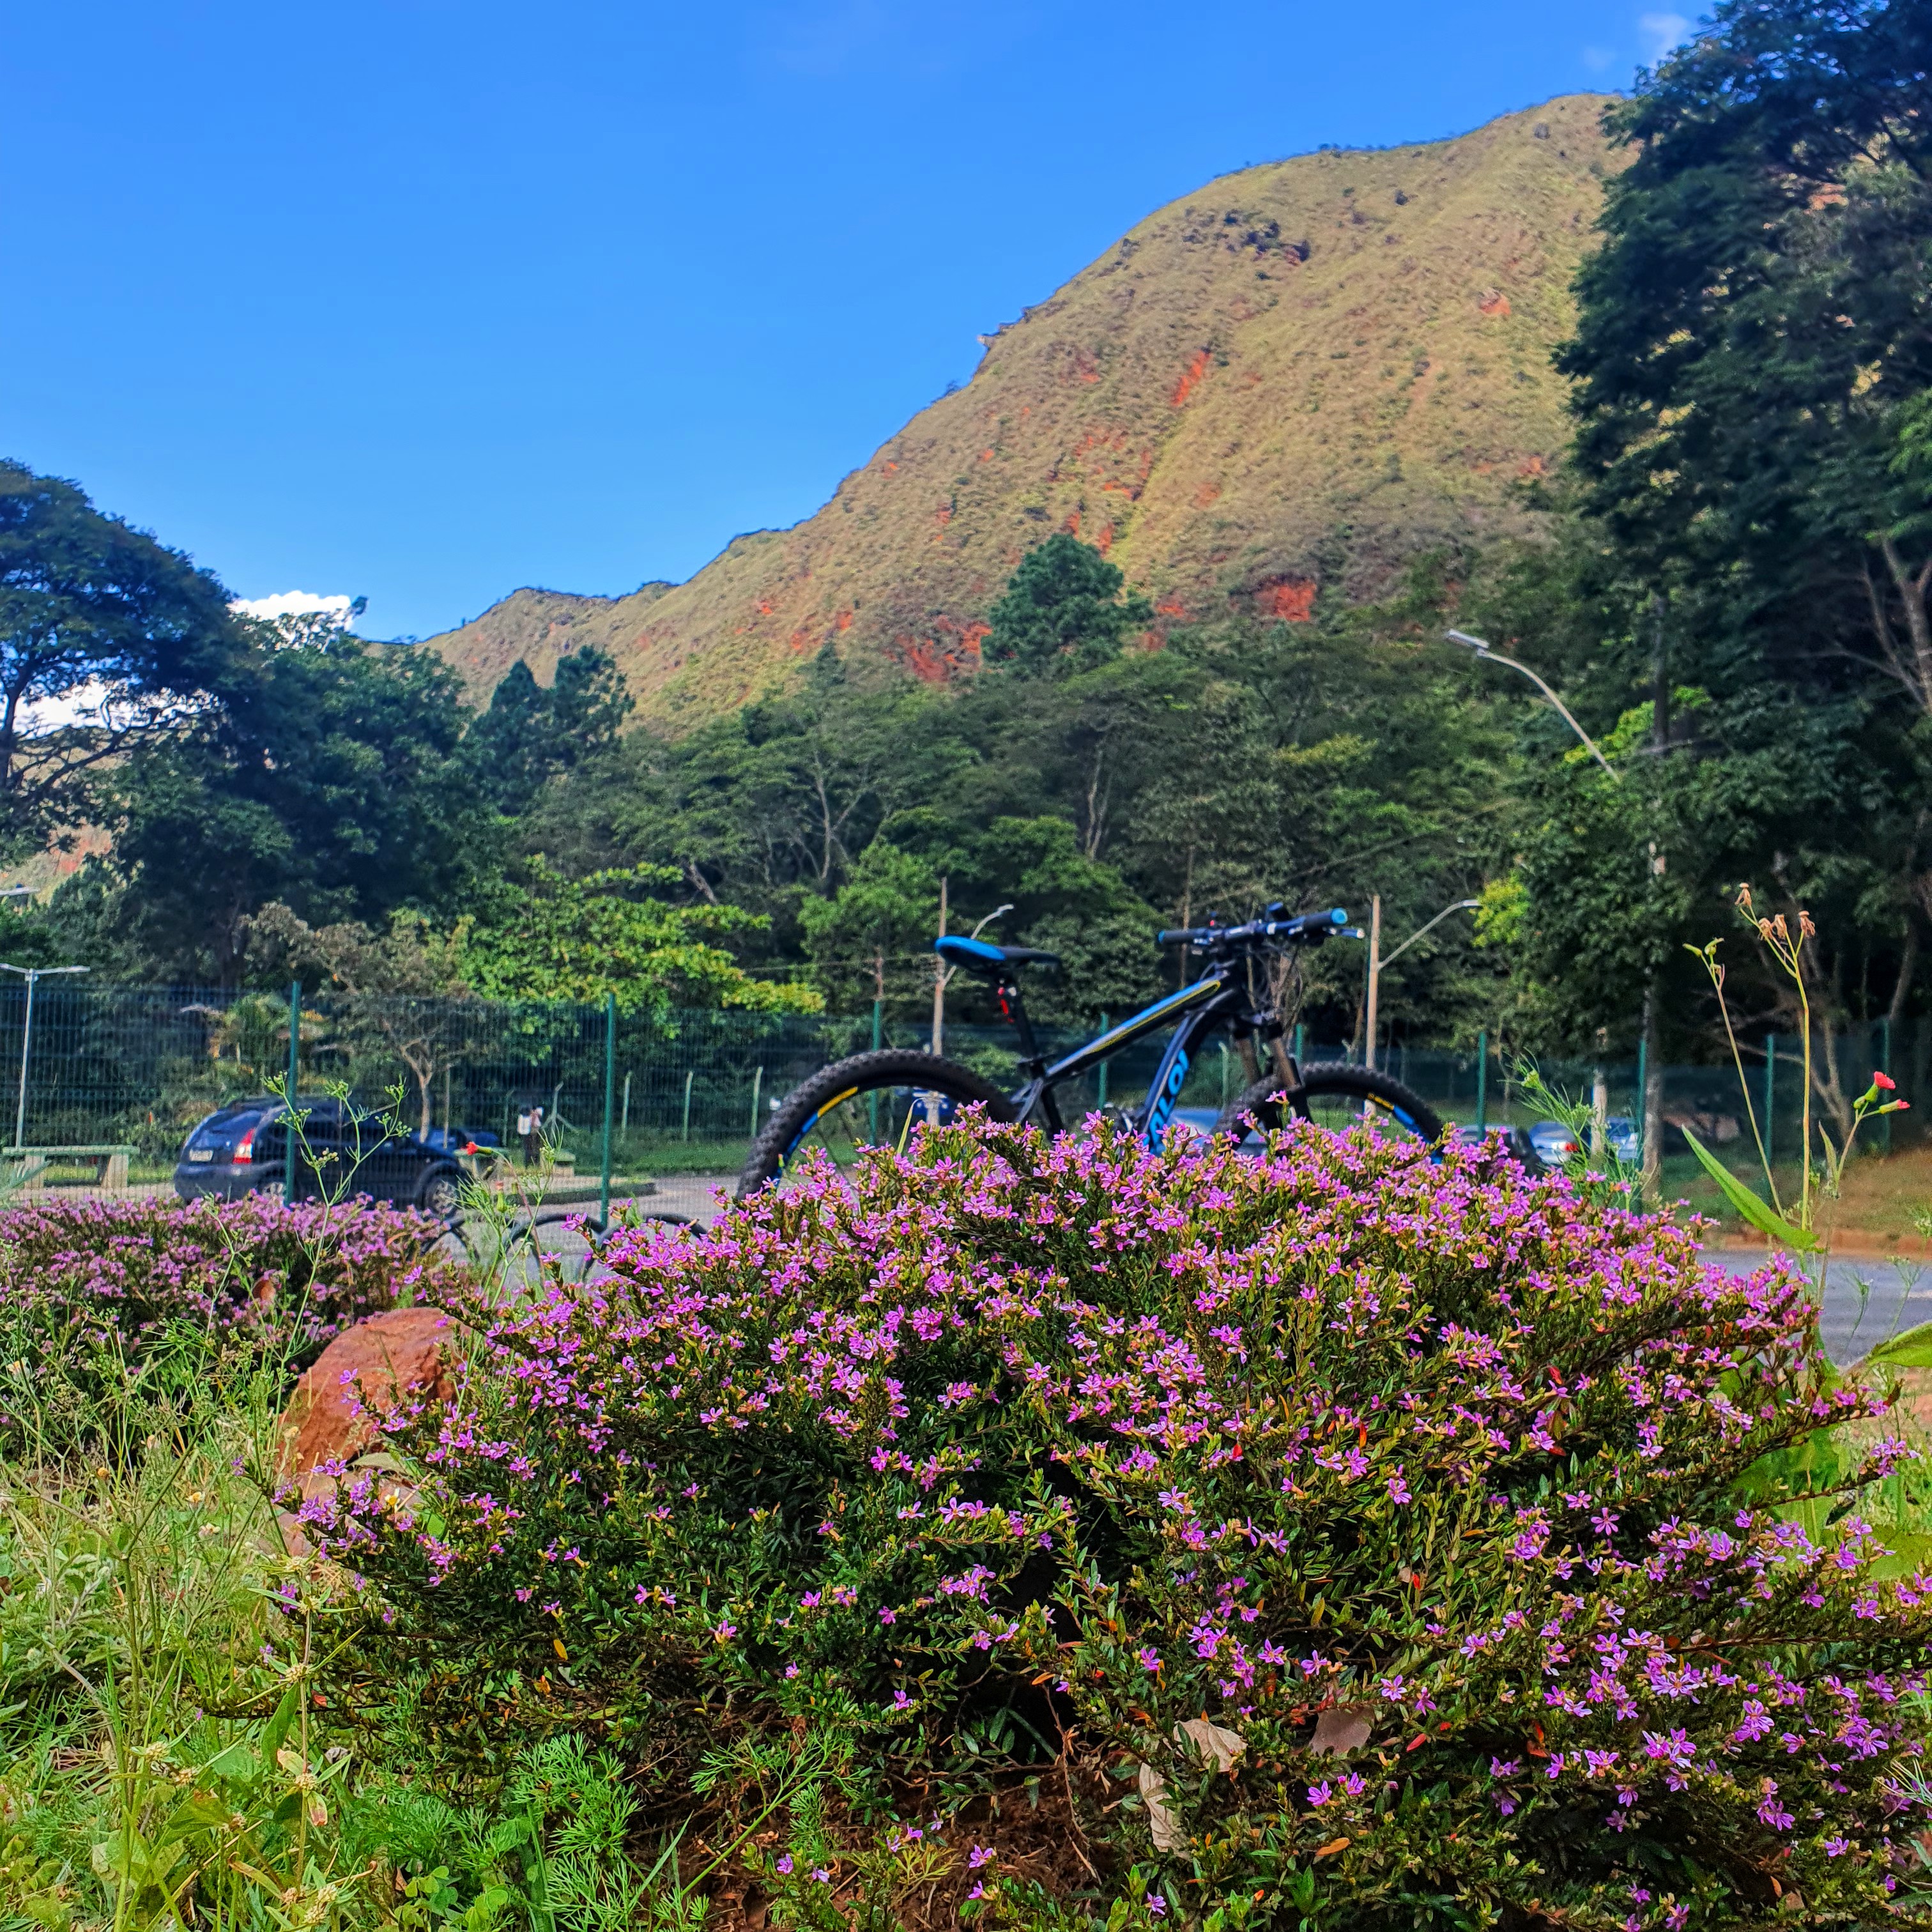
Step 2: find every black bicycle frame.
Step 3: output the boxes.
[992,962,1278,1151]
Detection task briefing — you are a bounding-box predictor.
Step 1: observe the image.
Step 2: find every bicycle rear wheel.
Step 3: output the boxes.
[737,1049,1017,1198]
[1216,1062,1444,1147]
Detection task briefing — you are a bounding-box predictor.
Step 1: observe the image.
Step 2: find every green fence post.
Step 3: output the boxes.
[682,1068,693,1142]
[601,992,615,1224]
[1763,1032,1775,1172]
[1634,1033,1646,1142]
[1476,1030,1488,1132]
[1293,1022,1305,1068]
[1880,1015,1894,1156]
[1098,1013,1108,1108]
[749,1065,763,1138]
[870,997,882,1141]
[287,979,300,1103]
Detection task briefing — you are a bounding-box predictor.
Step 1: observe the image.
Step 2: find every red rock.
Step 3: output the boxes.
[278,1305,460,1480]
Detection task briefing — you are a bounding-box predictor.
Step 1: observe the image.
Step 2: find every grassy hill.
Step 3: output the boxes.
[424,94,1618,726]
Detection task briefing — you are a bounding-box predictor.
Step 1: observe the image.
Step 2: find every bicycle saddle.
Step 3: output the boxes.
[934,935,1061,976]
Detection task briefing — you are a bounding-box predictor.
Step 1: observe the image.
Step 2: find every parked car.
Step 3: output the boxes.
[1452,1123,1545,1172]
[175,1094,326,1204]
[174,1095,466,1217]
[1528,1118,1581,1167]
[1603,1114,1643,1163]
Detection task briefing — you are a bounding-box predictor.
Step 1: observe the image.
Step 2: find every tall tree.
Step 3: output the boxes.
[245,901,480,1135]
[981,535,1154,677]
[1557,0,1932,1039]
[1563,0,1932,705]
[461,861,822,1019]
[798,840,938,1008]
[86,625,487,982]
[0,460,241,854]
[468,646,635,815]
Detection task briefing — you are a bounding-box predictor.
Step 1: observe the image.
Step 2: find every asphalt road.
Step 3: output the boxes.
[1704,1250,1932,1365]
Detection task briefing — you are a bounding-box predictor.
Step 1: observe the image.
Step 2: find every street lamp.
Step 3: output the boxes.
[1445,630,1621,781]
[0,963,89,1149]
[1363,897,1481,1072]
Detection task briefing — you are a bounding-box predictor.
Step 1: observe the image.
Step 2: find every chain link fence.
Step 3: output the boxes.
[0,981,1917,1196]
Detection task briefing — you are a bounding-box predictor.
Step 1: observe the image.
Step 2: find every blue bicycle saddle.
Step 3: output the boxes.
[934,935,1061,976]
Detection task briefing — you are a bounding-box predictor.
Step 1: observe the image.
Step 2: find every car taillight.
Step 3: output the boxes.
[233,1136,253,1164]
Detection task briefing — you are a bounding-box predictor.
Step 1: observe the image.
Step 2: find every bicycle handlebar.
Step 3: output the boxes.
[1156,907,1349,949]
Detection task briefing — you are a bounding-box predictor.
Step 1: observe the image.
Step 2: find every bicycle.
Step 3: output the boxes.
[737,903,1444,1195]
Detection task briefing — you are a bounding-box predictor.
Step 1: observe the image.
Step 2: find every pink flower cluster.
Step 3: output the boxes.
[312,1114,1932,1925]
[0,1192,450,1375]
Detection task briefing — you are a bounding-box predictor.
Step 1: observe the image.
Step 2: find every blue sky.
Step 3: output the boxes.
[3,1,1686,640]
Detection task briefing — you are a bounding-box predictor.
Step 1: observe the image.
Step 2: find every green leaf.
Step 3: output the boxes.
[1864,1321,1932,1370]
[1867,1529,1932,1582]
[1681,1129,1817,1252]
[204,1740,261,1783]
[259,1682,301,1765]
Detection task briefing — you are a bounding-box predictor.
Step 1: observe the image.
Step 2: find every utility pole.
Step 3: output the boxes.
[1640,594,1669,1200]
[928,877,949,1126]
[1364,896,1383,1071]
[930,876,949,1058]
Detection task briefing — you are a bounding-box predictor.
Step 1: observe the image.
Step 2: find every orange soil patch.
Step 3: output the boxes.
[1171,349,1213,406]
[1254,575,1317,621]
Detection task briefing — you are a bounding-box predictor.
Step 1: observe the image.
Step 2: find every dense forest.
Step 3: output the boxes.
[1,0,1926,1071]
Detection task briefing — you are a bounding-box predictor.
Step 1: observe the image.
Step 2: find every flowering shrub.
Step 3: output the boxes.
[314,1119,1932,1928]
[0,1193,453,1401]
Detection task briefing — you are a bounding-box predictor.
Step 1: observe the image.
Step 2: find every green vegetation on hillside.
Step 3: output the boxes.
[419,95,1619,724]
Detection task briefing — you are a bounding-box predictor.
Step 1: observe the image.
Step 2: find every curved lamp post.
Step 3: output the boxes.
[1365,896,1481,1072]
[1445,630,1621,781]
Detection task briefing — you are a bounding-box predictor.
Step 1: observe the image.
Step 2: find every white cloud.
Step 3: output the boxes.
[230,590,355,622]
[1637,11,1690,61]
[18,678,198,737]
[1581,43,1616,71]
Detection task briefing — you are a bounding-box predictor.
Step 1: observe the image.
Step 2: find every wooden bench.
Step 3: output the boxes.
[6,1144,137,1191]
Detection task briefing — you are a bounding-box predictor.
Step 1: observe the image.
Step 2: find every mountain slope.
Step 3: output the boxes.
[425,94,1617,724]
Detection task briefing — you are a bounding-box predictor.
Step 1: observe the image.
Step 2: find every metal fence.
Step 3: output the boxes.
[0,982,1919,1199]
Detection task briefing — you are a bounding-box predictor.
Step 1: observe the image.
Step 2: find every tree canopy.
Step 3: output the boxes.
[0,460,242,854]
[980,533,1154,676]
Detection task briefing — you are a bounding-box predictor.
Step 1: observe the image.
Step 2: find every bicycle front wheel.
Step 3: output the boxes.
[737,1049,1018,1199]
[1216,1062,1444,1147]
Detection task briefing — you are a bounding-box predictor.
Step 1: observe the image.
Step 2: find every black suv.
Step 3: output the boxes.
[174,1096,466,1218]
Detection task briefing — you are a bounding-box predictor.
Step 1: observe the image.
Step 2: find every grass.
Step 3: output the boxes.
[0,1173,727,1932]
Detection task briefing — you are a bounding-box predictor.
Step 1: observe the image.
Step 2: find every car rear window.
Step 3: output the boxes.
[186,1108,264,1152]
